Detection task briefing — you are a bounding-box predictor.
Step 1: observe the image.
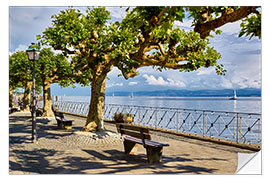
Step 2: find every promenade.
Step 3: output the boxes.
[9,111,255,174]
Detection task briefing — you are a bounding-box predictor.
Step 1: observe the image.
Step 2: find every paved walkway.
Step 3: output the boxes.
[9,112,255,174]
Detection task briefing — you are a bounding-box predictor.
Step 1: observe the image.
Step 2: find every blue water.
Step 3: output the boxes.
[57,96,261,114]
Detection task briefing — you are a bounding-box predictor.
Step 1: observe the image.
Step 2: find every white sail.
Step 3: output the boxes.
[230,90,237,100]
[233,90,237,99]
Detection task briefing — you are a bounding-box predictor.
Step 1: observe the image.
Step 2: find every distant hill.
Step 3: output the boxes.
[106,88,261,97]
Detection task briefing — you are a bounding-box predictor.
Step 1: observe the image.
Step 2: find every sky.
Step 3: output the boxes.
[9,6,262,95]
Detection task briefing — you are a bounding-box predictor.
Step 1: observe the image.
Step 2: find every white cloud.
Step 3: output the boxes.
[142,74,185,87]
[174,19,193,31]
[229,54,261,89]
[232,76,261,89]
[106,7,128,19]
[218,20,242,35]
[167,78,186,87]
[106,82,123,88]
[197,68,215,75]
[14,44,28,52]
[108,67,122,77]
[143,74,167,85]
[129,81,138,86]
[220,78,233,89]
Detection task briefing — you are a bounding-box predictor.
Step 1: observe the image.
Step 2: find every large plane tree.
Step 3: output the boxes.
[36,48,73,117]
[9,51,35,111]
[38,6,261,132]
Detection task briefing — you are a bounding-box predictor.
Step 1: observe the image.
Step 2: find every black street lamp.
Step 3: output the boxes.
[26,43,40,143]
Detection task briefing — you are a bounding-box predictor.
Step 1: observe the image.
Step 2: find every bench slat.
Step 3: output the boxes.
[119,129,151,139]
[58,119,74,122]
[117,124,169,147]
[54,111,74,122]
[116,123,150,133]
[116,123,151,140]
[124,136,168,148]
[145,139,169,147]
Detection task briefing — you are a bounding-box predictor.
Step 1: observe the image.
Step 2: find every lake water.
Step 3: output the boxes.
[53,96,261,144]
[57,96,261,114]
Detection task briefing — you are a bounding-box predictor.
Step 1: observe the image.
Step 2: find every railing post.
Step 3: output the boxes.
[218,115,220,136]
[236,113,239,143]
[240,117,242,140]
[155,110,157,127]
[258,118,261,142]
[176,111,179,130]
[202,111,205,136]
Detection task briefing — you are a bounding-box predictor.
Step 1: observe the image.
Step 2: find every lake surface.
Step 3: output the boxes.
[57,96,261,114]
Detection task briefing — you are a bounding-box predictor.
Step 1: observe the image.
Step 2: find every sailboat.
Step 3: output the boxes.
[130,92,134,98]
[230,90,237,100]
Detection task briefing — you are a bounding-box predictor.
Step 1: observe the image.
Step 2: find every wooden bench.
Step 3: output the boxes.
[53,111,74,130]
[116,123,169,164]
[30,106,43,117]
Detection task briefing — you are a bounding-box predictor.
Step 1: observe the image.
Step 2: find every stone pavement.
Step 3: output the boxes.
[9,112,255,174]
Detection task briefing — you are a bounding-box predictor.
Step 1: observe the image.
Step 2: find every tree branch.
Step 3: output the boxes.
[157,6,169,19]
[140,56,186,70]
[194,6,259,38]
[116,63,138,79]
[158,43,166,56]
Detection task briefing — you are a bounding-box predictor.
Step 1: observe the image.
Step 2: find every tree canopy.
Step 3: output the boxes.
[36,48,74,116]
[38,6,261,131]
[9,51,32,86]
[36,48,73,87]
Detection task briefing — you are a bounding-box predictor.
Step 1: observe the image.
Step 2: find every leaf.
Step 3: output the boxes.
[238,31,245,37]
[36,35,41,40]
[215,29,222,35]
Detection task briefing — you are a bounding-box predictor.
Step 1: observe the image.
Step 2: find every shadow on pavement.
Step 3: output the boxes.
[9,114,223,174]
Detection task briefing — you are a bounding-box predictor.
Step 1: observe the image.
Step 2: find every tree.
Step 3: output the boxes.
[9,51,34,111]
[39,6,261,132]
[36,48,73,117]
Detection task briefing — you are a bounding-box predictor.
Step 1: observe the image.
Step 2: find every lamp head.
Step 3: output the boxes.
[26,43,40,61]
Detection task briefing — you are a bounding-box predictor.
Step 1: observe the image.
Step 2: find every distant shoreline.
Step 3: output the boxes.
[52,95,261,99]
[51,88,261,97]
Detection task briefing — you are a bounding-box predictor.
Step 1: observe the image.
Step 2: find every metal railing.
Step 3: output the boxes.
[52,101,261,145]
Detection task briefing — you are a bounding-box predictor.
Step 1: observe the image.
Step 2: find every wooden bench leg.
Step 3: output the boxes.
[57,120,64,129]
[123,140,137,155]
[146,146,163,164]
[64,121,73,130]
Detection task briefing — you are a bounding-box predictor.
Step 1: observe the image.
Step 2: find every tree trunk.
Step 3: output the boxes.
[9,87,14,108]
[42,80,54,117]
[82,73,107,132]
[21,81,32,112]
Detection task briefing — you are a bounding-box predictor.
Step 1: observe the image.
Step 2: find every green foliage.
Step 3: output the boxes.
[9,51,43,93]
[38,7,112,60]
[9,51,32,87]
[39,6,261,84]
[215,64,227,76]
[9,48,74,95]
[70,55,93,86]
[36,48,73,87]
[187,6,240,26]
[113,112,134,122]
[239,13,261,40]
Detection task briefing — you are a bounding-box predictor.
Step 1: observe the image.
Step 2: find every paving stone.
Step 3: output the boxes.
[9,112,255,174]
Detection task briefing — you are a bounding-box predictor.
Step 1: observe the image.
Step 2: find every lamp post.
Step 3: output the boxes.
[26,43,40,143]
